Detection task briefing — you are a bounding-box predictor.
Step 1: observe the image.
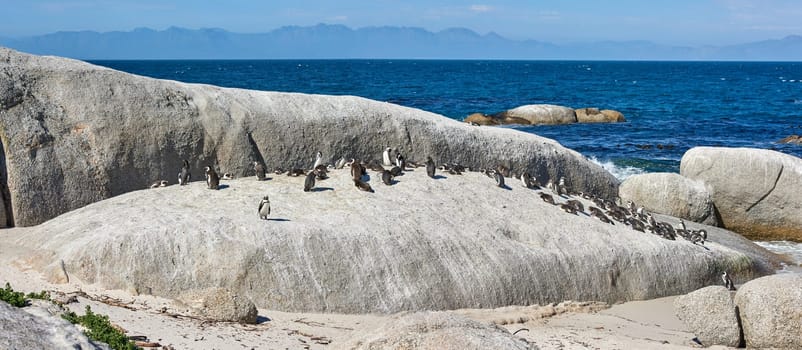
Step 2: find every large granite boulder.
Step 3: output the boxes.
[493,104,577,125]
[673,286,741,347]
[734,273,802,349]
[681,147,802,241]
[0,300,108,349]
[575,108,626,123]
[619,172,720,226]
[0,47,619,227]
[336,312,534,350]
[5,169,781,314]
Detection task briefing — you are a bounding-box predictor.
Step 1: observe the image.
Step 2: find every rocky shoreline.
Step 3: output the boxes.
[1,47,800,349]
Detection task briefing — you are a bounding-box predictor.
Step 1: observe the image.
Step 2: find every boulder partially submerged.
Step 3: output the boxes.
[8,169,781,314]
[0,47,618,227]
[465,105,626,126]
[618,172,720,226]
[681,147,802,241]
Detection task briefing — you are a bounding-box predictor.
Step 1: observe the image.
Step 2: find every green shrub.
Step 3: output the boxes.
[62,305,138,350]
[0,282,28,307]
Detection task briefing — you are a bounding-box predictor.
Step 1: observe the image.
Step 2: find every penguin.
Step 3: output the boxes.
[560,203,578,215]
[350,161,365,181]
[390,166,403,177]
[382,147,393,166]
[592,211,615,225]
[368,162,386,172]
[406,160,420,168]
[205,166,220,190]
[647,213,658,229]
[496,164,511,178]
[313,164,329,180]
[381,170,393,185]
[150,180,167,189]
[493,171,505,188]
[545,179,555,193]
[539,192,555,205]
[395,152,406,170]
[221,173,234,180]
[254,161,266,181]
[520,172,537,189]
[630,218,646,232]
[273,167,285,175]
[557,177,567,196]
[722,272,736,291]
[178,160,191,186]
[303,171,316,192]
[334,157,347,170]
[313,151,324,169]
[627,200,637,215]
[588,206,604,216]
[288,168,305,177]
[567,199,584,213]
[354,179,374,193]
[258,195,271,220]
[425,156,436,178]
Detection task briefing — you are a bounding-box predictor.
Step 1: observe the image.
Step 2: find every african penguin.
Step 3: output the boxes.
[425,156,436,178]
[221,173,234,180]
[722,272,736,291]
[178,160,191,186]
[494,171,505,188]
[254,161,266,181]
[539,192,555,205]
[395,152,406,170]
[334,157,347,169]
[354,179,374,193]
[381,170,393,185]
[204,166,220,190]
[382,147,393,166]
[313,151,324,169]
[258,195,271,220]
[520,172,536,189]
[390,166,403,177]
[303,171,316,192]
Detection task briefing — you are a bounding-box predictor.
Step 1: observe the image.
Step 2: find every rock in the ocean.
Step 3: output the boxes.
[680,147,802,241]
[464,112,499,125]
[575,108,626,123]
[619,172,720,226]
[11,169,781,314]
[493,104,577,125]
[0,300,108,349]
[734,273,802,349]
[335,312,534,350]
[778,134,802,144]
[673,286,741,347]
[177,288,258,324]
[0,47,619,227]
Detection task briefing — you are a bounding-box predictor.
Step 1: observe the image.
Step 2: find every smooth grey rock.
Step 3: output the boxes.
[0,47,619,227]
[734,273,802,349]
[495,104,577,125]
[619,172,720,226]
[0,300,108,350]
[8,169,782,314]
[680,147,802,241]
[673,286,740,347]
[177,288,258,324]
[335,311,535,350]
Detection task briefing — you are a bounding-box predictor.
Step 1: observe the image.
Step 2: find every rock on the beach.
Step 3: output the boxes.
[778,135,802,144]
[0,47,619,227]
[464,113,499,126]
[619,172,720,226]
[14,169,782,314]
[335,312,534,350]
[0,300,108,349]
[673,286,741,347]
[734,273,802,349]
[495,104,577,125]
[680,147,802,241]
[177,288,258,324]
[575,108,626,123]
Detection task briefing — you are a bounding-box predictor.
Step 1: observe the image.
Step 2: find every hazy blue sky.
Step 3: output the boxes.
[1,0,800,45]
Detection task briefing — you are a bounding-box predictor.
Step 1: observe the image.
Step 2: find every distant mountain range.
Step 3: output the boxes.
[2,24,802,60]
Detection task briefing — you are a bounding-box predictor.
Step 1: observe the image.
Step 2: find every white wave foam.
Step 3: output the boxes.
[589,157,646,181]
[754,241,802,269]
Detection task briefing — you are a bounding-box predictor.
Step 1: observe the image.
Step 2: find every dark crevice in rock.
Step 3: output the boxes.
[734,305,746,348]
[0,139,13,227]
[246,131,265,169]
[745,164,783,213]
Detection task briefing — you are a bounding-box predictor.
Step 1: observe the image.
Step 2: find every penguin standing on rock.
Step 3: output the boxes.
[254,161,266,181]
[425,156,436,178]
[303,171,316,192]
[722,271,736,291]
[205,166,220,190]
[178,160,191,185]
[258,195,271,220]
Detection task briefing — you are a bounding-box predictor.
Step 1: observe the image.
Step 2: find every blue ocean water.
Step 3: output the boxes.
[90,60,802,177]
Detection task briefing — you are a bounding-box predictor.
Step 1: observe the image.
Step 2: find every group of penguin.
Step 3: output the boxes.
[153,148,738,290]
